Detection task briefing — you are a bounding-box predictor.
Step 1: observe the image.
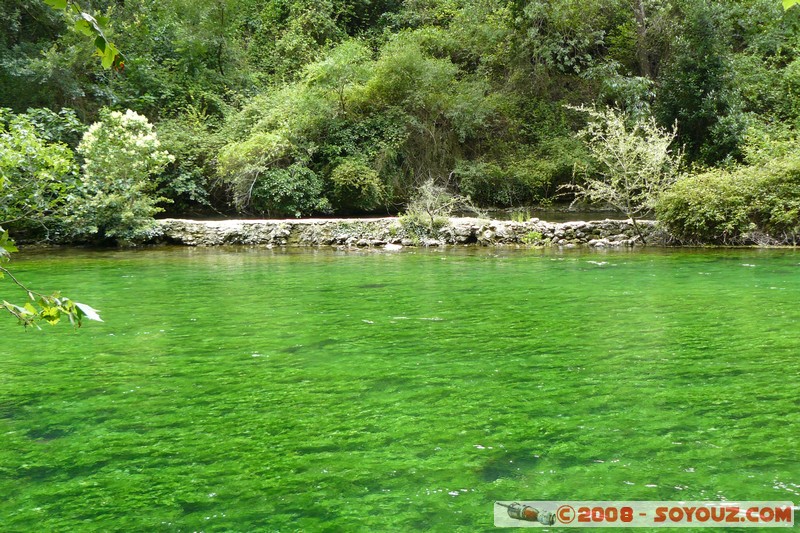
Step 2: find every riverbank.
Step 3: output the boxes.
[154,217,659,247]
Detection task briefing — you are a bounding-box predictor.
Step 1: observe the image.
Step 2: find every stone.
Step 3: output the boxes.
[153,217,660,248]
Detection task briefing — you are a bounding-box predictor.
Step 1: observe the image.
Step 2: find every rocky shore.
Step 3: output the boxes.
[154,217,659,248]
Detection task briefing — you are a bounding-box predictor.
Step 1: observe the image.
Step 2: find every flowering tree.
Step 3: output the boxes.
[70,109,174,244]
[565,105,682,243]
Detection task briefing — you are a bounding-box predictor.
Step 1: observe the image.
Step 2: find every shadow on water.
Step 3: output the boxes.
[26,426,73,441]
[479,451,544,482]
[357,283,389,289]
[282,338,339,354]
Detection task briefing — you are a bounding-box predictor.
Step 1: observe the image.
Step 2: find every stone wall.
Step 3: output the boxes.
[154,217,658,248]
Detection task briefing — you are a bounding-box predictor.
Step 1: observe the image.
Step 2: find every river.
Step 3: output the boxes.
[1,246,798,530]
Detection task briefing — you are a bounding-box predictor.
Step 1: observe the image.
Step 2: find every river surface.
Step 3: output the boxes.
[1,246,798,531]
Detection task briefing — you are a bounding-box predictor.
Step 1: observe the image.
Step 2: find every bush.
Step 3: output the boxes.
[455,138,583,207]
[19,108,87,149]
[330,157,384,212]
[218,129,330,217]
[155,108,225,214]
[0,112,78,240]
[400,178,482,239]
[69,109,173,244]
[656,168,755,243]
[249,164,330,218]
[657,126,800,243]
[566,105,682,241]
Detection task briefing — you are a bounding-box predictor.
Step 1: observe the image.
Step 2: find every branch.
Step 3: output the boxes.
[44,0,125,70]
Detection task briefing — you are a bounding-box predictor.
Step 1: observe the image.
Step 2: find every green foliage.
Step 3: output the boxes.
[330,157,384,212]
[522,230,544,244]
[455,159,541,208]
[511,209,532,223]
[249,164,330,218]
[0,111,78,238]
[455,137,584,207]
[654,0,746,164]
[44,0,124,70]
[3,0,800,242]
[657,124,800,243]
[218,32,498,213]
[155,107,224,213]
[656,167,755,243]
[19,107,86,148]
[217,121,331,217]
[69,109,173,244]
[515,0,617,75]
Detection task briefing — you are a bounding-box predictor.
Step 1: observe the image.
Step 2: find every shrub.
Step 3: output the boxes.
[400,178,482,239]
[155,108,225,214]
[218,129,331,217]
[656,167,755,243]
[0,112,78,239]
[657,126,800,244]
[455,139,581,207]
[249,164,330,218]
[330,157,384,212]
[21,107,87,148]
[70,109,173,244]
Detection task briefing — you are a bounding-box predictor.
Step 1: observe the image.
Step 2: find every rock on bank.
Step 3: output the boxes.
[154,217,657,247]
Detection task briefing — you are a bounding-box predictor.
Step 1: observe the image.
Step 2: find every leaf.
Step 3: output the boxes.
[74,19,94,36]
[102,46,116,69]
[75,302,103,322]
[0,230,18,255]
[784,0,799,9]
[44,0,68,9]
[95,35,106,54]
[80,12,99,25]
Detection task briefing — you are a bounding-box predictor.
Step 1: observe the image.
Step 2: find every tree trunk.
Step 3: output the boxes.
[630,216,647,245]
[633,0,652,79]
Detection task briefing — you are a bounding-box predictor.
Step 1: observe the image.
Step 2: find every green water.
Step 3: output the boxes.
[1,247,798,532]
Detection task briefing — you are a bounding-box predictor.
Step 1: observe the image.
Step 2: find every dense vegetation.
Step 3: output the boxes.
[1,0,800,244]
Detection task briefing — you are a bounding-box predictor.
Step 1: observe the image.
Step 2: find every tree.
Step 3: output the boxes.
[654,0,744,164]
[0,0,120,328]
[68,109,174,243]
[565,105,682,242]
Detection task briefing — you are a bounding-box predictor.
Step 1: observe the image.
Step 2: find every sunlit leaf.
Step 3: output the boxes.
[74,19,94,36]
[0,230,18,255]
[75,302,103,322]
[44,0,67,9]
[102,46,116,69]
